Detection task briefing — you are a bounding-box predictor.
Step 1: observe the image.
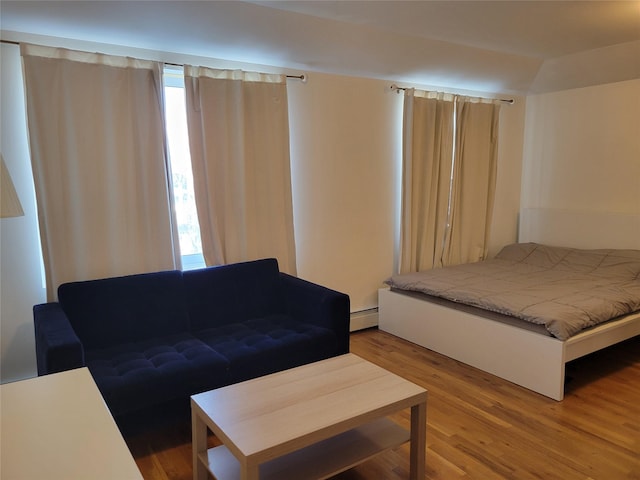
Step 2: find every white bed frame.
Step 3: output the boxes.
[379,208,640,400]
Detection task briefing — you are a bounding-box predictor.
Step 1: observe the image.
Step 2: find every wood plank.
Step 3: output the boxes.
[202,418,410,480]
[191,353,425,464]
[126,328,640,480]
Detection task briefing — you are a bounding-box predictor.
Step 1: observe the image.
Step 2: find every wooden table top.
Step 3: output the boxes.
[191,353,427,463]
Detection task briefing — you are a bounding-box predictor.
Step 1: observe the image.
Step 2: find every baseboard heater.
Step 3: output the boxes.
[350,308,378,332]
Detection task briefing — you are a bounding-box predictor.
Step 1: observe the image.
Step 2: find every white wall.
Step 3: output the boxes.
[489,98,526,257]
[0,34,525,381]
[1,44,46,383]
[521,79,640,214]
[288,73,403,311]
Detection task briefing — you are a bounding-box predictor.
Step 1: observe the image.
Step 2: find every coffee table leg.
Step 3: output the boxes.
[410,401,427,480]
[192,411,208,480]
[240,463,259,480]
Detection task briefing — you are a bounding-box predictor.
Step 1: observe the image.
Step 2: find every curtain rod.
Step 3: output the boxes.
[390,83,514,104]
[2,40,306,81]
[164,61,305,81]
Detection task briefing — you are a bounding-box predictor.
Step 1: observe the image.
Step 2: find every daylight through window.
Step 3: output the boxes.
[164,67,205,270]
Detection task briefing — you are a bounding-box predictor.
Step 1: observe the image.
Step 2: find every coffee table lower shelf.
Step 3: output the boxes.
[199,417,410,480]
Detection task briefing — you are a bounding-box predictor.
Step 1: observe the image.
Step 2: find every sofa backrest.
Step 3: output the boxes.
[183,258,285,331]
[58,270,189,350]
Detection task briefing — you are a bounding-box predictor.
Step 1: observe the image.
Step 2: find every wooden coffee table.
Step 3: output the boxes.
[191,353,427,480]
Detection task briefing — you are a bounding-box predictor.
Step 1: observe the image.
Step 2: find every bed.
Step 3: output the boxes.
[378,208,640,400]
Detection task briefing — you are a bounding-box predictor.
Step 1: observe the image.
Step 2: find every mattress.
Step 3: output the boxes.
[385,243,640,340]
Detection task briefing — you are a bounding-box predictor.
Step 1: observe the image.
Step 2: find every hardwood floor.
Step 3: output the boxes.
[125,328,640,480]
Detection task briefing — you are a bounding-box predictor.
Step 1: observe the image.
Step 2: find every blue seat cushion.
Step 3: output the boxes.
[194,315,339,383]
[85,333,230,416]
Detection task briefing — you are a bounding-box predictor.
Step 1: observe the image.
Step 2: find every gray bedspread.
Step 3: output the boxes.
[385,243,640,340]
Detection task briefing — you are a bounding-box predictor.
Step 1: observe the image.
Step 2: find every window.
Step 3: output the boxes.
[163,67,205,270]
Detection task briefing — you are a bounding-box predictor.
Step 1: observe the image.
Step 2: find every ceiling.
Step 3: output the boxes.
[1,1,639,94]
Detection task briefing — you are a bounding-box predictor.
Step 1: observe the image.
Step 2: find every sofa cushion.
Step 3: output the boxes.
[194,315,339,383]
[184,258,286,331]
[58,270,189,350]
[85,333,229,416]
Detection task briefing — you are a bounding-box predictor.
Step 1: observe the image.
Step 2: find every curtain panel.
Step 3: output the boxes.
[21,44,178,299]
[400,90,501,273]
[399,90,454,273]
[443,98,500,265]
[183,66,297,275]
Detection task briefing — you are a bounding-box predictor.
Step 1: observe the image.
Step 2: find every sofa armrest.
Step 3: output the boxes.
[33,303,85,376]
[280,273,350,354]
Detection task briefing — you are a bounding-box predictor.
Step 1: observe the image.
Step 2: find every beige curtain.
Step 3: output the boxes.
[399,90,454,273]
[443,98,500,265]
[400,91,501,273]
[183,67,297,274]
[22,44,177,300]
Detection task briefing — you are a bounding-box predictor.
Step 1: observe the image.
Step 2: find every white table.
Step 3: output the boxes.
[1,367,142,480]
[191,353,427,480]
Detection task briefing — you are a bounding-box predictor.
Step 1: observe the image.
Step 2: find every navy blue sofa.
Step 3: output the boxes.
[33,258,350,431]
